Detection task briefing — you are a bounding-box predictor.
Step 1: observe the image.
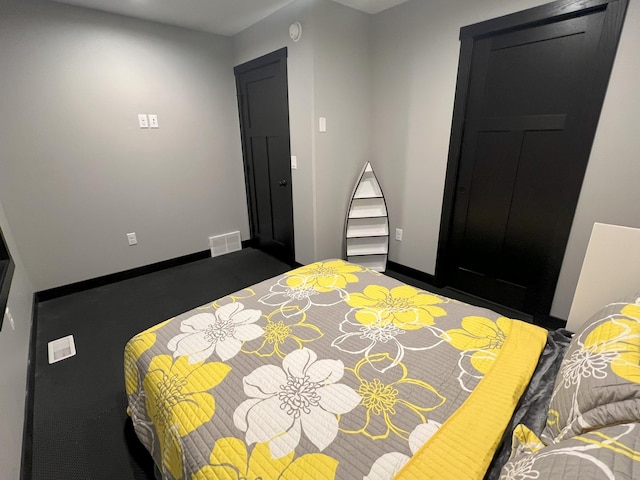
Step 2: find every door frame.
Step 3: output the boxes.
[435,0,628,315]
[234,47,295,263]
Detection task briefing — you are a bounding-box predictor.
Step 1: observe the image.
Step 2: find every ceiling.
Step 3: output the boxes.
[51,0,410,37]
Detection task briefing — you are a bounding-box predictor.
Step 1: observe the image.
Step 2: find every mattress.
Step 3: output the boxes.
[124,259,546,480]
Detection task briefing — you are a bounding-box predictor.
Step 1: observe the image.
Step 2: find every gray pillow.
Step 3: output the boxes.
[541,294,640,444]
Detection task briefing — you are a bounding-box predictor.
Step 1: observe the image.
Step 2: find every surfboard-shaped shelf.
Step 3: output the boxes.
[344,162,389,272]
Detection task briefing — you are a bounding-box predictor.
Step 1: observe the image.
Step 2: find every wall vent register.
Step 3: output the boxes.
[48,335,77,364]
[209,231,242,258]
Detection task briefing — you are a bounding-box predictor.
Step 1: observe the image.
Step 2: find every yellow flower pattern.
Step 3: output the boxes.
[583,318,640,384]
[124,319,171,396]
[144,355,231,478]
[123,260,532,479]
[444,316,511,374]
[286,260,362,292]
[346,285,446,329]
[340,354,445,440]
[242,307,323,358]
[621,302,640,320]
[125,333,157,396]
[192,437,338,480]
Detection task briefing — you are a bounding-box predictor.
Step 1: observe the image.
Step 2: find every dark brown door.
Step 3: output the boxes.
[438,0,628,317]
[235,48,294,264]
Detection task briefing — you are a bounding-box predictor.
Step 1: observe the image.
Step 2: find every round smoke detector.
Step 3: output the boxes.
[289,22,302,42]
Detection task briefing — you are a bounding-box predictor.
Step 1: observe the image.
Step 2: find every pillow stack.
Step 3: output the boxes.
[499,295,640,479]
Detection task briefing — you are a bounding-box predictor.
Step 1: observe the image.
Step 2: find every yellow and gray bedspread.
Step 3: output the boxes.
[124,260,546,480]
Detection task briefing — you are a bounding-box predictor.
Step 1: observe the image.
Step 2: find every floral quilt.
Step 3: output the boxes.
[124,260,546,480]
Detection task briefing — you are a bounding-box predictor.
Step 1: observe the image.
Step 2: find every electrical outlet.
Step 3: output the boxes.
[127,232,138,245]
[149,114,159,128]
[395,228,403,241]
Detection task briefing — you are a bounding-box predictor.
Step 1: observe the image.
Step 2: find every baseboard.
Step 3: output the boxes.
[35,240,254,303]
[386,260,435,284]
[20,295,38,480]
[535,315,568,331]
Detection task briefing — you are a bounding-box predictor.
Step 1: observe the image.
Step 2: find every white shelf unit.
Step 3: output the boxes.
[344,162,389,272]
[346,237,389,256]
[346,217,389,238]
[348,198,387,219]
[347,254,387,272]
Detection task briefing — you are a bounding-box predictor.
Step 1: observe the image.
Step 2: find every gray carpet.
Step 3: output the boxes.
[28,248,291,480]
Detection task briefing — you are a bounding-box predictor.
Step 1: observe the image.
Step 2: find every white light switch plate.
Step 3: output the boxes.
[138,114,149,128]
[291,156,297,170]
[319,117,327,132]
[149,114,159,128]
[127,232,138,245]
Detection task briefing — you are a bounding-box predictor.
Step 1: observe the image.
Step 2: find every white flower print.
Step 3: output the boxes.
[259,276,345,317]
[364,421,442,480]
[559,348,617,388]
[167,303,263,363]
[233,348,361,458]
[332,308,446,372]
[456,349,494,392]
[500,454,540,480]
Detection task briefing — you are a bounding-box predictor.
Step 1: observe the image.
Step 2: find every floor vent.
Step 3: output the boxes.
[209,231,242,257]
[48,335,76,364]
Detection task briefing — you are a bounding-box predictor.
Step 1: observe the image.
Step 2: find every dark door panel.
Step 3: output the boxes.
[438,0,628,318]
[235,48,294,264]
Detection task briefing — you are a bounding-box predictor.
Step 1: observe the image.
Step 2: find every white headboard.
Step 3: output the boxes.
[566,223,640,332]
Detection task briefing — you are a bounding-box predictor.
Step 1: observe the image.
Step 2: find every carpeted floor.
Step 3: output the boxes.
[28,248,291,480]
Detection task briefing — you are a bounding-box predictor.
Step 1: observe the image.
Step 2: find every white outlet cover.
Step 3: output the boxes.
[138,114,149,128]
[149,114,159,128]
[127,232,137,245]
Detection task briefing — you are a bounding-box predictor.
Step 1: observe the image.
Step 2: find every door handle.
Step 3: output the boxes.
[279,180,288,187]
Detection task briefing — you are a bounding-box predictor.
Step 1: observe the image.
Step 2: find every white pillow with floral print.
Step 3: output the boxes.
[541,294,640,444]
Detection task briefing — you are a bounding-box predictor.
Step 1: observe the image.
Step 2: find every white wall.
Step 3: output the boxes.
[0,200,34,480]
[233,0,371,264]
[370,0,640,319]
[0,0,249,290]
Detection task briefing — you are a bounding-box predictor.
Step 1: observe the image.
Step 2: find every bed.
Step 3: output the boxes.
[124,224,640,480]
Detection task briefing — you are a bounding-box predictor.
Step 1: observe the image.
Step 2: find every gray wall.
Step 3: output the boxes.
[0,0,249,290]
[0,199,34,479]
[552,0,640,317]
[370,0,640,319]
[233,0,317,265]
[312,1,371,260]
[233,0,371,264]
